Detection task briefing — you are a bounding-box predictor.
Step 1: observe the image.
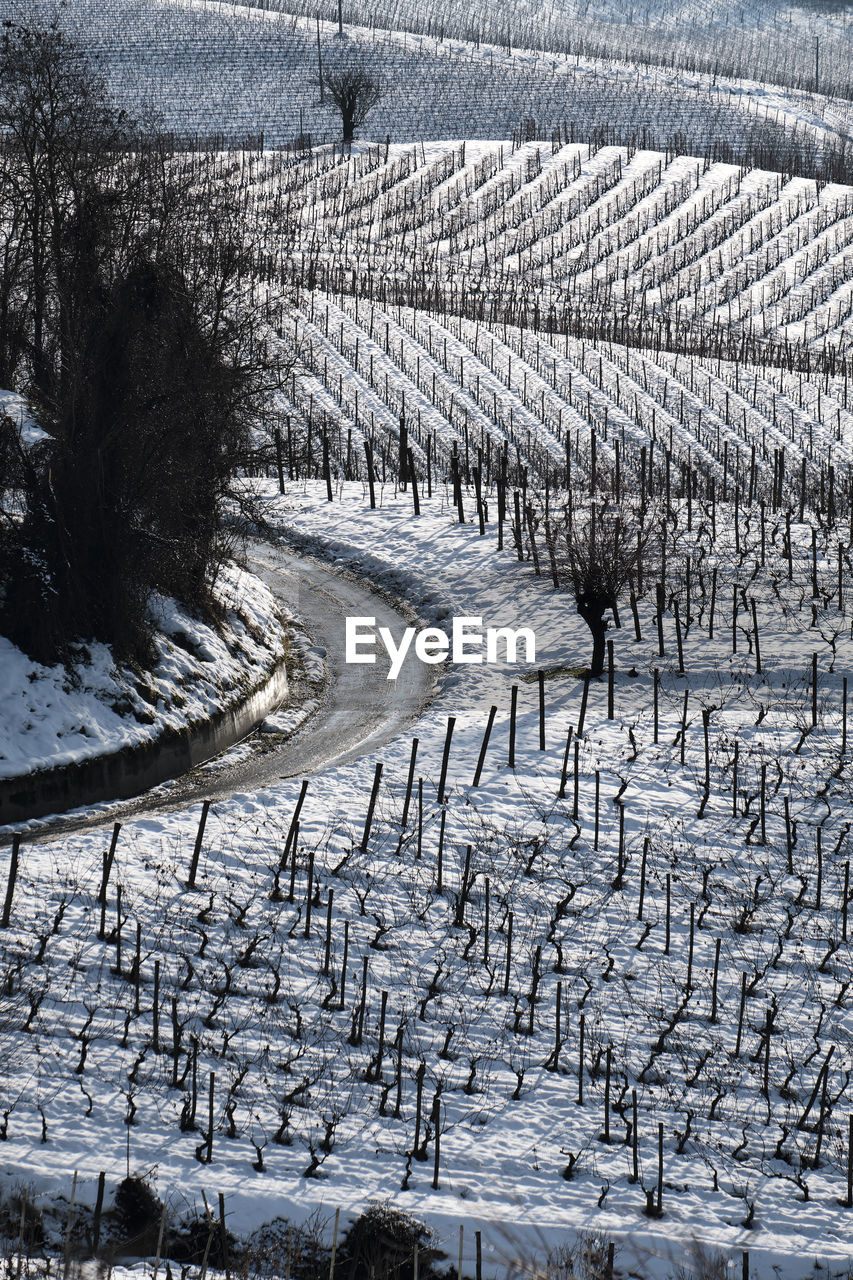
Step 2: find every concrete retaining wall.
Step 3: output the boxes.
[0,659,288,826]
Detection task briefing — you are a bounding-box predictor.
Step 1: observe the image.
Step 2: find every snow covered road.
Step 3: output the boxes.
[14,541,435,841]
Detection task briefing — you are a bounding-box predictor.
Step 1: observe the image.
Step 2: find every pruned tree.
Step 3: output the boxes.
[323,64,382,144]
[555,493,658,676]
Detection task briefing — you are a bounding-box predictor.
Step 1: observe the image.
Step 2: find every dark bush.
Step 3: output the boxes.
[113,1176,164,1252]
[337,1202,444,1280]
[0,20,280,665]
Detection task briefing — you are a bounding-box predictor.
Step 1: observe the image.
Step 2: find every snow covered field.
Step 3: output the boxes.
[4,0,853,1270]
[11,0,853,156]
[3,473,853,1276]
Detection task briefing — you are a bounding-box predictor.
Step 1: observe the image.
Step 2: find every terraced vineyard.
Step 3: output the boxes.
[16,0,853,162]
[194,138,853,500]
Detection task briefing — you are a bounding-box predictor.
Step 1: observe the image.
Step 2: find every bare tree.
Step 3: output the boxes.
[323,64,382,144]
[555,493,658,677]
[0,20,284,663]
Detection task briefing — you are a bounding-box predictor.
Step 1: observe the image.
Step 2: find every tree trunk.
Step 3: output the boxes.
[578,599,608,677]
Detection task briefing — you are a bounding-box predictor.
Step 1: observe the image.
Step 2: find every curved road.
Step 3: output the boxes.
[19,542,435,842]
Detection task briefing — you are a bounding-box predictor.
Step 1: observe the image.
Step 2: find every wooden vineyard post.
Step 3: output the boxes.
[375,990,388,1079]
[674,599,684,675]
[150,1203,165,1280]
[709,566,716,639]
[685,903,695,992]
[399,416,408,489]
[711,938,721,1022]
[354,957,368,1046]
[637,837,648,921]
[454,845,473,926]
[401,738,419,832]
[274,780,309,898]
[503,912,513,997]
[572,740,580,821]
[413,1063,426,1159]
[99,822,121,908]
[751,598,761,674]
[473,466,485,534]
[304,848,315,938]
[437,717,455,803]
[508,687,518,768]
[361,763,383,851]
[171,997,181,1087]
[653,669,659,744]
[431,1093,441,1189]
[329,1208,341,1280]
[92,1171,106,1253]
[364,440,376,509]
[436,810,446,893]
[394,1025,404,1117]
[577,675,590,737]
[288,822,301,903]
[472,707,497,787]
[701,707,711,807]
[664,873,671,954]
[630,590,641,641]
[558,726,573,799]
[538,670,546,749]
[153,960,160,1051]
[613,804,625,889]
[274,425,284,493]
[187,801,210,889]
[337,920,349,1010]
[114,886,123,977]
[1,834,20,930]
[656,584,665,657]
[323,890,334,975]
[408,449,420,516]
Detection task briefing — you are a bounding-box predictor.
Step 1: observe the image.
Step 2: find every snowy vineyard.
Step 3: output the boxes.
[5,469,853,1267]
[6,0,853,1265]
[15,0,853,159]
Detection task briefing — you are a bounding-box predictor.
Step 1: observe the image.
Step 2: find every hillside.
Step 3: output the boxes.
[2,0,853,1275]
